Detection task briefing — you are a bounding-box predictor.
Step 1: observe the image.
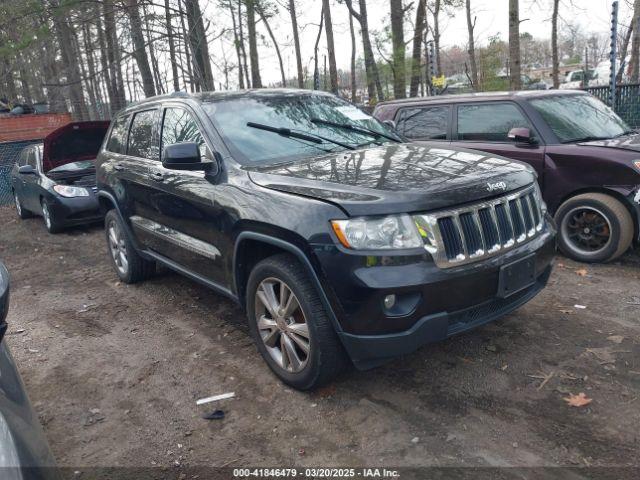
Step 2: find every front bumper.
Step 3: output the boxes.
[48,192,103,226]
[314,220,556,369]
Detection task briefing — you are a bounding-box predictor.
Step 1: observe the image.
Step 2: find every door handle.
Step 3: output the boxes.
[113,163,125,171]
[150,171,165,182]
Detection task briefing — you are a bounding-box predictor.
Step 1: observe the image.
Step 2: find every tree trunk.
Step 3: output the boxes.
[551,0,560,88]
[184,0,215,91]
[630,0,640,83]
[345,0,384,102]
[313,10,324,90]
[433,0,441,76]
[164,0,180,91]
[466,0,479,90]
[126,0,156,98]
[49,0,89,120]
[289,0,304,88]
[617,22,633,84]
[256,6,286,86]
[390,0,406,99]
[178,0,195,91]
[103,0,126,112]
[142,2,165,94]
[228,0,245,89]
[246,0,262,88]
[238,1,251,88]
[409,0,426,97]
[508,0,522,90]
[322,0,339,94]
[349,12,357,102]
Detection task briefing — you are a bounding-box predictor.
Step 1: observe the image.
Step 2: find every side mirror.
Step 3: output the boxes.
[18,165,36,175]
[508,127,536,145]
[162,142,219,175]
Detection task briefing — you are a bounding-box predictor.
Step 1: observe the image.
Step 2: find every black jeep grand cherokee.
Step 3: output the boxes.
[96,89,556,390]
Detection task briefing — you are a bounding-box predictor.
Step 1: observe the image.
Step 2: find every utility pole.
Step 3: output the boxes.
[609,0,619,106]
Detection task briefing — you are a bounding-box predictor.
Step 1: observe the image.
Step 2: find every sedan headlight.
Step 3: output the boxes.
[331,214,423,250]
[53,185,89,198]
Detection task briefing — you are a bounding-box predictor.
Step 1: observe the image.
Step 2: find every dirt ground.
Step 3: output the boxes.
[1,205,639,472]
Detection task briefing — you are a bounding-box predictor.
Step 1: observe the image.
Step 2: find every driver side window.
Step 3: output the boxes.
[457,103,535,142]
[160,108,208,160]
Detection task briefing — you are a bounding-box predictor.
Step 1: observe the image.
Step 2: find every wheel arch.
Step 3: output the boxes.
[233,232,343,334]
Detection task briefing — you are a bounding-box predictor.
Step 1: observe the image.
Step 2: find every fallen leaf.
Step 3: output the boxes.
[607,335,624,344]
[576,268,588,277]
[564,392,592,407]
[314,384,336,398]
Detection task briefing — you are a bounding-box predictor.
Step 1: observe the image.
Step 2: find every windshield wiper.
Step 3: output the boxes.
[310,118,402,143]
[563,135,612,144]
[247,122,356,150]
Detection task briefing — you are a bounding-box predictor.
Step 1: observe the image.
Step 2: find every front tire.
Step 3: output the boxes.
[246,254,348,390]
[14,192,32,219]
[105,209,155,283]
[555,193,634,263]
[41,199,62,234]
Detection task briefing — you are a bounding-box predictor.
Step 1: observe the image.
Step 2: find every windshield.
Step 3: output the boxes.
[202,93,399,165]
[530,94,631,143]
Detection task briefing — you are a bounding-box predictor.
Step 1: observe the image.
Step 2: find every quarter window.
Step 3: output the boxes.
[397,106,450,140]
[457,103,534,142]
[161,108,207,159]
[106,114,131,154]
[127,110,157,159]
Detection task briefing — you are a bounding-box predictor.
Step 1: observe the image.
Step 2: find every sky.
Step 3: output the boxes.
[197,0,633,87]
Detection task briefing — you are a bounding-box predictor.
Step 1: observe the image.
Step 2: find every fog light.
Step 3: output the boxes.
[383,294,397,310]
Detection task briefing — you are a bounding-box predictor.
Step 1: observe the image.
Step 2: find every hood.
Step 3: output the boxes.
[247,143,535,216]
[42,121,110,173]
[578,132,640,153]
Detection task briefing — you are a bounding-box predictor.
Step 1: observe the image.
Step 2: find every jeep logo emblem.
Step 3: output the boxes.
[487,181,507,192]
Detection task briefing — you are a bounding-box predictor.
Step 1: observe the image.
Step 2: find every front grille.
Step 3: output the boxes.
[414,185,544,268]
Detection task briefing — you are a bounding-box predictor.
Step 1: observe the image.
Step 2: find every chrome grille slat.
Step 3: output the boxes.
[414,185,545,269]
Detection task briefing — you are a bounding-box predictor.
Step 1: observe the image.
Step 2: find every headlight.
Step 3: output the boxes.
[53,185,89,198]
[331,214,423,250]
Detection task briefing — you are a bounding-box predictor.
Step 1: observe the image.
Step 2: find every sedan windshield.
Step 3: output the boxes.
[530,94,632,143]
[202,92,400,165]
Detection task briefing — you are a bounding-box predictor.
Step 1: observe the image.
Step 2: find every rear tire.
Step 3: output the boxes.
[41,199,62,234]
[246,253,349,390]
[14,192,32,219]
[105,209,155,283]
[555,193,634,263]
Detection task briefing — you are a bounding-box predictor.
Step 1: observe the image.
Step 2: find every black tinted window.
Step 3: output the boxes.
[127,110,157,159]
[457,103,533,142]
[161,108,206,159]
[397,106,449,139]
[106,114,131,154]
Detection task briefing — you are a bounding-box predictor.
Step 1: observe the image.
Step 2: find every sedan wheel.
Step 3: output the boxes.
[107,220,129,277]
[560,206,612,256]
[254,277,310,373]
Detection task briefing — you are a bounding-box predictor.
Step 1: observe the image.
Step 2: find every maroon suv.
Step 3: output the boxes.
[374,90,640,263]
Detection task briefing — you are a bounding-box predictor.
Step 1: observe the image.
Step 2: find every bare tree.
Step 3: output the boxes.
[466,0,478,89]
[390,0,406,99]
[349,10,357,101]
[345,0,384,102]
[323,0,339,94]
[165,0,181,91]
[433,0,442,76]
[256,3,286,86]
[509,0,522,90]
[551,0,560,88]
[288,0,304,88]
[127,0,156,97]
[409,0,427,97]
[184,0,215,91]
[246,0,262,88]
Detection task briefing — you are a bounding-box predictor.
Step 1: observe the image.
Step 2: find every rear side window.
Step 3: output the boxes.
[396,106,449,139]
[457,103,533,142]
[106,114,131,154]
[127,110,157,159]
[161,108,207,159]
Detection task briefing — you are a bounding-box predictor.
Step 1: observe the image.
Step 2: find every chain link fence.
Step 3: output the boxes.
[584,84,640,128]
[0,140,42,206]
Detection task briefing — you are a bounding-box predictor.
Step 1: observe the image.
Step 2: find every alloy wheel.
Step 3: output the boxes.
[107,220,129,276]
[561,206,612,255]
[14,194,22,216]
[254,278,310,373]
[42,202,52,230]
